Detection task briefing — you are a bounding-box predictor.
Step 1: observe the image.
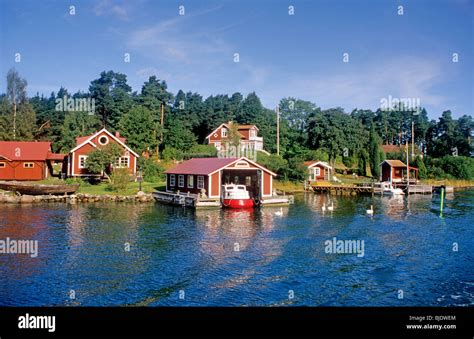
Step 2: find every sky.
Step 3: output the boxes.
[0,0,473,119]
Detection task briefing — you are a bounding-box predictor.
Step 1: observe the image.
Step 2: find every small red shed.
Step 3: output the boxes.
[0,141,66,181]
[305,160,332,182]
[380,160,418,183]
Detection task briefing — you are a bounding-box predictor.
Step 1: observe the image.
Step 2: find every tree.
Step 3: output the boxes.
[85,143,123,181]
[89,71,133,128]
[118,106,160,155]
[237,92,263,124]
[59,111,100,152]
[369,123,382,178]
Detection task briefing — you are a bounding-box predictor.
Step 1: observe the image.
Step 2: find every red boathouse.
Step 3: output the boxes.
[165,157,277,199]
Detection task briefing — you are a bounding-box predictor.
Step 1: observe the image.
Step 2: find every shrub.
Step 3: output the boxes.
[108,168,130,191]
[139,157,165,182]
[162,147,184,161]
[435,156,474,180]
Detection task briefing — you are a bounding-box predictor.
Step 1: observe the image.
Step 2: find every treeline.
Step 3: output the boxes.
[0,68,473,180]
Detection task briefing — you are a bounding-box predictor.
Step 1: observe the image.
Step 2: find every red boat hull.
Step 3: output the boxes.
[223,199,254,208]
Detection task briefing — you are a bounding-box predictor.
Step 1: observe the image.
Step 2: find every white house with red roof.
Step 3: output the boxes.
[68,128,139,177]
[0,141,66,180]
[206,122,264,153]
[164,157,277,199]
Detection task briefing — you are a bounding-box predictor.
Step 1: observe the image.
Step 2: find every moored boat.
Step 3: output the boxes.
[0,181,80,195]
[380,181,405,196]
[221,184,254,208]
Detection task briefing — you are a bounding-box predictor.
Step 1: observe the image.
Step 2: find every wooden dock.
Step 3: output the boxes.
[311,183,454,196]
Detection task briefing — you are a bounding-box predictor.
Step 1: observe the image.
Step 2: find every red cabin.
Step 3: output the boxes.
[0,141,66,181]
[305,160,333,182]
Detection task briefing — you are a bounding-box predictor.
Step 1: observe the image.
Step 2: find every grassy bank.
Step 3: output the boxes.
[77,181,165,195]
[420,179,474,188]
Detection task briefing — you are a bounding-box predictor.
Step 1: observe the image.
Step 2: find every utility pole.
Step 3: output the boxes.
[276,105,280,155]
[406,139,410,187]
[411,119,415,161]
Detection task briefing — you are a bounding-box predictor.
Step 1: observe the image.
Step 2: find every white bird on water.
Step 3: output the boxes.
[366,205,374,215]
[275,207,283,216]
[327,202,334,211]
[322,203,326,212]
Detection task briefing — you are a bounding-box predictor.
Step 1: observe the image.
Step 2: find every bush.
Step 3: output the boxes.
[108,168,130,191]
[139,157,165,182]
[434,156,474,180]
[162,147,184,161]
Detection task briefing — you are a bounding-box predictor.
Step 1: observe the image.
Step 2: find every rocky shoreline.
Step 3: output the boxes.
[0,191,155,204]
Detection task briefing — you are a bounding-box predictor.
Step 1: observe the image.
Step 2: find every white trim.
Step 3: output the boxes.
[208,157,277,177]
[306,161,332,170]
[170,174,176,187]
[187,175,194,188]
[0,162,6,168]
[78,155,88,169]
[197,175,204,189]
[114,155,130,168]
[98,135,109,146]
[70,128,139,158]
[178,175,184,188]
[205,123,230,140]
[71,154,75,176]
[23,162,34,168]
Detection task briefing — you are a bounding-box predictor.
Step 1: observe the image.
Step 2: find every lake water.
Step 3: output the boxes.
[0,191,473,306]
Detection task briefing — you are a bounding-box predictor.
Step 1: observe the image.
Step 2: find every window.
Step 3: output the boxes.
[314,167,321,176]
[115,156,129,168]
[214,142,221,150]
[178,175,184,187]
[221,128,228,138]
[187,175,194,188]
[170,174,176,186]
[23,162,34,168]
[234,176,239,184]
[0,162,5,168]
[197,176,204,189]
[250,129,256,138]
[245,176,251,186]
[78,155,87,169]
[98,135,109,145]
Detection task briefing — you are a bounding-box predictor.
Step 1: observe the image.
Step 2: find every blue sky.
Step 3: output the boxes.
[0,0,472,119]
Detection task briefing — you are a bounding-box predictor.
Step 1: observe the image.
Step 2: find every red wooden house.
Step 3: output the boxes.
[67,128,139,177]
[380,160,418,183]
[165,157,277,199]
[0,141,66,181]
[304,161,333,182]
[206,122,264,152]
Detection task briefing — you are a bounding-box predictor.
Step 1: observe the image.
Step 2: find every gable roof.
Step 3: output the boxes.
[380,160,406,167]
[70,128,139,158]
[0,141,52,161]
[205,122,258,140]
[165,157,277,176]
[304,160,332,169]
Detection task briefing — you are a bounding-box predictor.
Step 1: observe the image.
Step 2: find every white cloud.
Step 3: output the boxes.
[93,0,130,21]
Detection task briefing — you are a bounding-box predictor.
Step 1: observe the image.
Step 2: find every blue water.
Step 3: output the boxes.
[0,190,473,306]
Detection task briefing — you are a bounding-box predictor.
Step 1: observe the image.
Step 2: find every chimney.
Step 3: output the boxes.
[115,131,120,138]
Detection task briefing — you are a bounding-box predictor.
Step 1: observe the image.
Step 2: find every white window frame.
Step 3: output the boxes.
[23,162,34,169]
[98,135,109,145]
[0,162,5,168]
[221,128,228,138]
[170,174,176,186]
[115,156,129,168]
[178,175,184,188]
[78,155,88,169]
[187,175,194,188]
[197,176,205,189]
[314,167,321,176]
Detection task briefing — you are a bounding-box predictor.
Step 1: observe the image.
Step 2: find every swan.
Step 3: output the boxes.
[322,203,326,212]
[275,207,283,216]
[366,205,374,215]
[327,202,334,211]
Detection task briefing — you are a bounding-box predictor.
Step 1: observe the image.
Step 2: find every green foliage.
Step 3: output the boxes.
[256,152,288,176]
[59,111,100,152]
[85,143,122,175]
[163,123,197,152]
[118,105,160,155]
[413,156,427,179]
[162,147,184,161]
[138,157,165,182]
[369,123,382,178]
[430,156,474,180]
[184,144,217,159]
[303,148,329,162]
[286,157,307,181]
[108,168,130,191]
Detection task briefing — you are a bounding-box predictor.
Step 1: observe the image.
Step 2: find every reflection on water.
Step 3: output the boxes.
[0,191,473,307]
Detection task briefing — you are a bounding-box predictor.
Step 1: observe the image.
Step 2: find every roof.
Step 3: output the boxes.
[205,122,258,140]
[304,160,332,169]
[71,128,139,158]
[381,160,407,167]
[165,157,277,176]
[0,141,52,161]
[381,144,402,153]
[46,152,66,161]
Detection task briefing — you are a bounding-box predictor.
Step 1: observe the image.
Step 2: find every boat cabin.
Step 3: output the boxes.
[0,141,66,181]
[305,161,332,182]
[164,157,277,199]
